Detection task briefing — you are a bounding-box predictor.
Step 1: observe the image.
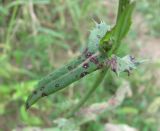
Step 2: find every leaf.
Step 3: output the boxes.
[25,1,138,110]
[100,1,136,53]
[107,55,146,76]
[25,22,111,109]
[113,1,136,42]
[88,21,111,53]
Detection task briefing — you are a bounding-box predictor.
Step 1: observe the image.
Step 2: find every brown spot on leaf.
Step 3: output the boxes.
[86,52,92,58]
[83,48,93,58]
[33,90,37,94]
[80,72,88,78]
[83,63,89,69]
[90,57,99,64]
[25,103,29,110]
[42,92,47,97]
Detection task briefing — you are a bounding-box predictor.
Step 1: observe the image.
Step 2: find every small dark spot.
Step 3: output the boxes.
[90,57,99,64]
[83,48,93,58]
[25,103,29,110]
[83,63,89,69]
[85,52,92,58]
[33,90,37,94]
[42,92,47,97]
[80,72,88,78]
[40,86,45,91]
[55,84,60,87]
[67,66,73,71]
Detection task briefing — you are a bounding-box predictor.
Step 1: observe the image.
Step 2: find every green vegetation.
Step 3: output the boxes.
[0,0,159,131]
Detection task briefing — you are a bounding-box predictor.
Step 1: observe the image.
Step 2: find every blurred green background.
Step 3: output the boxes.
[0,0,160,131]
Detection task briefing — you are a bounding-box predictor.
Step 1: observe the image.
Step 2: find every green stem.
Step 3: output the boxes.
[112,0,127,53]
[67,68,108,117]
[67,0,127,117]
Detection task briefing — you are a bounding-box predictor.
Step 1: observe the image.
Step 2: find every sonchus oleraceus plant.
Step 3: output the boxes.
[25,0,145,117]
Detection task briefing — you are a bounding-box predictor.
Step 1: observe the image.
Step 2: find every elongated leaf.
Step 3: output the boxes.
[113,2,136,42]
[99,1,135,54]
[25,22,111,109]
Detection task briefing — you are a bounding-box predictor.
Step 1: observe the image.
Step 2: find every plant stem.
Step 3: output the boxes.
[67,68,108,117]
[67,0,127,117]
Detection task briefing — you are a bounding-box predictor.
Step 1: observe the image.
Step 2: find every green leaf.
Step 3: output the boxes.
[99,1,136,54]
[113,1,136,42]
[108,55,146,76]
